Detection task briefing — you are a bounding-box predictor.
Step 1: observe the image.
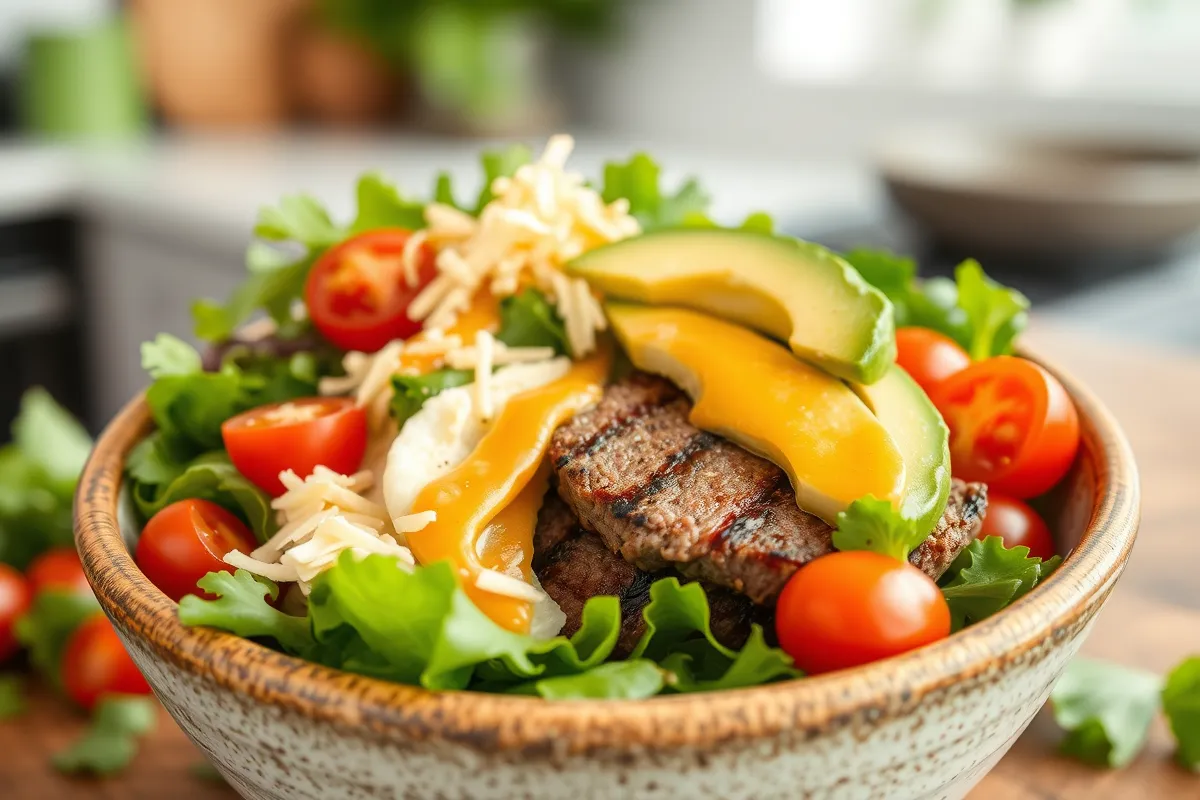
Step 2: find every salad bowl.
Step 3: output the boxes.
[74,348,1138,800]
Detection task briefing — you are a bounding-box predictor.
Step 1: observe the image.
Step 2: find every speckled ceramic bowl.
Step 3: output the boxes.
[74,353,1139,800]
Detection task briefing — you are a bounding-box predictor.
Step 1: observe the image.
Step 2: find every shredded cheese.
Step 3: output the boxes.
[473,330,495,423]
[319,340,405,430]
[230,467,415,594]
[475,568,547,603]
[410,134,638,354]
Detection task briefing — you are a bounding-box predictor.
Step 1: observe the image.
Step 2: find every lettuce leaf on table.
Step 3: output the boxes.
[1051,658,1162,768]
[179,555,797,700]
[1162,656,1200,771]
[0,389,92,569]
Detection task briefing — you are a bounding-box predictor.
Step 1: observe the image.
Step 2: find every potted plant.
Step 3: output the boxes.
[316,0,627,135]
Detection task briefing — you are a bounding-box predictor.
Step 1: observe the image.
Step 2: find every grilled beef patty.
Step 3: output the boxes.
[549,374,987,605]
[534,494,758,657]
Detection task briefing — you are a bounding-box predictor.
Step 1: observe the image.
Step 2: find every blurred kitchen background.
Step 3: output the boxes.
[3,0,1200,437]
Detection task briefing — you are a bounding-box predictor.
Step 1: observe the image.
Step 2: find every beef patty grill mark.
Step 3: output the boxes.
[549,373,987,605]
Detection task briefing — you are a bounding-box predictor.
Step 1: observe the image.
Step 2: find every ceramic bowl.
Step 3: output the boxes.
[74,353,1139,800]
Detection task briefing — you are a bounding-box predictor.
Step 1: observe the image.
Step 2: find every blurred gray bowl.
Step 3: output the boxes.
[874,128,1200,258]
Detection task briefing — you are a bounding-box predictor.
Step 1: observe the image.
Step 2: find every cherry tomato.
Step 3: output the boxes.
[775,551,950,675]
[305,229,436,353]
[932,356,1080,498]
[61,615,151,710]
[0,564,32,663]
[895,328,971,396]
[221,397,367,496]
[26,548,92,597]
[978,494,1056,560]
[136,499,258,602]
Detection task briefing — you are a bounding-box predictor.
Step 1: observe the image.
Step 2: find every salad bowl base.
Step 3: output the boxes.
[78,342,1137,800]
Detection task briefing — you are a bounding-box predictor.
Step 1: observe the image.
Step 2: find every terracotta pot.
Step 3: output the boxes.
[74,348,1140,799]
[130,0,305,129]
[291,25,399,126]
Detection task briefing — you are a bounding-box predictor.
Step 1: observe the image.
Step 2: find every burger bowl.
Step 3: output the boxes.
[74,351,1139,800]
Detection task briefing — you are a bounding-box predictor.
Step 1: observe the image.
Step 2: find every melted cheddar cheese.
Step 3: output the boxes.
[406,346,610,632]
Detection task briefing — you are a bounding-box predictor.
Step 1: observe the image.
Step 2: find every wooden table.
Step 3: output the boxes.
[2,322,1197,799]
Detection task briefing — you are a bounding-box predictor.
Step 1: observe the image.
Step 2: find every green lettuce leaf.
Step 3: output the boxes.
[349,172,427,234]
[496,288,571,356]
[131,453,274,542]
[178,571,315,655]
[955,260,1030,360]
[53,695,158,776]
[15,591,101,689]
[843,249,1027,358]
[182,555,794,699]
[0,674,25,719]
[389,369,474,427]
[939,537,1059,631]
[254,193,343,248]
[192,245,315,342]
[475,144,533,212]
[1162,656,1200,771]
[601,153,710,230]
[832,496,926,561]
[1051,658,1162,768]
[0,389,90,569]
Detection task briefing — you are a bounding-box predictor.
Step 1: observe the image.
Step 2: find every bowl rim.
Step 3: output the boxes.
[74,349,1140,751]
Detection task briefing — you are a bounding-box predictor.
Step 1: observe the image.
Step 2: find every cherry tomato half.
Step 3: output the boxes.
[932,356,1080,499]
[775,551,950,675]
[61,615,151,710]
[895,328,971,396]
[305,229,436,353]
[978,494,1057,560]
[27,548,92,597]
[221,397,367,496]
[136,499,258,603]
[0,564,32,663]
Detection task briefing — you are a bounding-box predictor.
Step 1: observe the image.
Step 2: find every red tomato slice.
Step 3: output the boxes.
[775,551,950,675]
[895,327,971,396]
[0,564,31,663]
[26,547,92,597]
[136,499,258,602]
[931,356,1080,498]
[978,494,1057,560]
[61,615,152,710]
[305,229,436,353]
[221,397,367,496]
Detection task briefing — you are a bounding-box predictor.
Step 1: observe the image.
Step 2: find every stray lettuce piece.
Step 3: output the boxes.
[141,334,203,379]
[832,496,925,561]
[254,193,343,248]
[179,571,315,655]
[349,172,427,234]
[132,452,273,542]
[53,695,158,776]
[0,388,88,567]
[389,369,474,427]
[514,660,664,700]
[601,153,711,230]
[0,674,25,719]
[11,387,92,489]
[475,144,533,212]
[940,537,1057,631]
[15,591,102,689]
[496,288,571,356]
[1051,658,1162,768]
[1162,656,1200,770]
[955,260,1030,360]
[630,578,798,691]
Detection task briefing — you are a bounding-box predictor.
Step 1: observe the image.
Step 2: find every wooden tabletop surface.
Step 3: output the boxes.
[2,320,1197,799]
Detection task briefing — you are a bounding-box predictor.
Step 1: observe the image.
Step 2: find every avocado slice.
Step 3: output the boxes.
[606,303,906,523]
[568,229,896,384]
[852,367,951,536]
